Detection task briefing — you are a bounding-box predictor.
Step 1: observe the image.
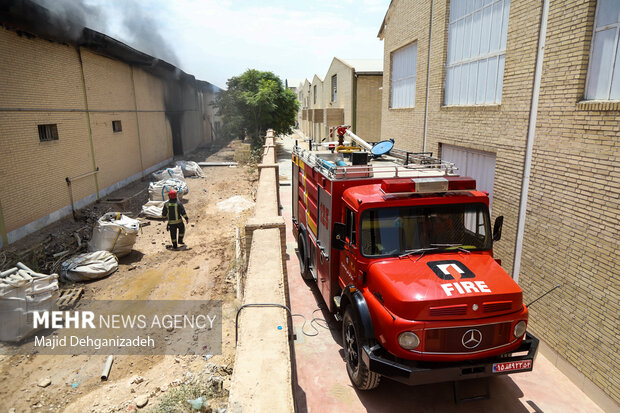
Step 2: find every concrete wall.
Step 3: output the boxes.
[379,0,619,409]
[230,131,293,412]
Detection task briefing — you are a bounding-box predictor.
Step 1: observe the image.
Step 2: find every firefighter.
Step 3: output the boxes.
[162,189,189,249]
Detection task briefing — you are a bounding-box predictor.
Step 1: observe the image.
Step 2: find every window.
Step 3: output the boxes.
[313,85,317,104]
[390,42,417,108]
[331,75,337,102]
[585,0,620,100]
[444,0,510,106]
[360,204,491,257]
[345,208,356,246]
[38,124,58,142]
[112,120,122,132]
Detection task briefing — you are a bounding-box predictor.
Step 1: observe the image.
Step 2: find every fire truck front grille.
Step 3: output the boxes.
[424,322,512,353]
[483,301,513,313]
[429,304,467,317]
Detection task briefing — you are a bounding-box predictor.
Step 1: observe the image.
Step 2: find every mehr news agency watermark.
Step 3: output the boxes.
[2,300,222,356]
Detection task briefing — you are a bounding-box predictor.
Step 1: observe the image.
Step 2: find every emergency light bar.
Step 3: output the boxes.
[380,176,476,195]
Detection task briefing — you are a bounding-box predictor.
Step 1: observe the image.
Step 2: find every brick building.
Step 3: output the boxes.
[379,0,618,410]
[0,0,221,247]
[298,57,383,142]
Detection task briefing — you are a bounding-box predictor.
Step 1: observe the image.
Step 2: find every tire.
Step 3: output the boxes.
[297,233,313,280]
[342,307,380,390]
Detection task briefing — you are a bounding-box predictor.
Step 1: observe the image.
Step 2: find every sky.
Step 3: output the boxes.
[44,0,391,90]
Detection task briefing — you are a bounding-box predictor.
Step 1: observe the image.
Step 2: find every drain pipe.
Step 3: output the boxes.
[422,0,434,152]
[66,168,99,220]
[513,0,550,283]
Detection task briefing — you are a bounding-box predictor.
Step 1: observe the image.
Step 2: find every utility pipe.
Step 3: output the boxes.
[0,197,8,246]
[130,66,145,178]
[101,355,114,381]
[77,47,101,201]
[422,0,435,153]
[513,0,550,283]
[66,168,99,220]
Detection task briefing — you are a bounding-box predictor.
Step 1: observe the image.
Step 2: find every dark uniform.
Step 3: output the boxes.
[162,199,189,249]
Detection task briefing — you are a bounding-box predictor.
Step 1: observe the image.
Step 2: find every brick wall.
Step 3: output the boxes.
[520,0,619,405]
[0,27,94,233]
[0,25,215,246]
[323,59,354,129]
[380,0,619,407]
[355,74,383,140]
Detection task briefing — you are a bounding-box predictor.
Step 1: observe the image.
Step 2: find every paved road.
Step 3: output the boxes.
[277,133,603,413]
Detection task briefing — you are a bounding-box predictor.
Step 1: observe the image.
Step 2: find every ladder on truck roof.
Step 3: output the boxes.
[293,128,458,181]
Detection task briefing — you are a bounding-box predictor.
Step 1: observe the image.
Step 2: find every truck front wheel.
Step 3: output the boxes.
[342,307,380,390]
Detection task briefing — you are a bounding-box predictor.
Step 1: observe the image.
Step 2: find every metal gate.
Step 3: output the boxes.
[441,144,496,213]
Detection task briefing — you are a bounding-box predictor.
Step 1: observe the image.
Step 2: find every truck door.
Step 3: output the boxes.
[339,207,357,287]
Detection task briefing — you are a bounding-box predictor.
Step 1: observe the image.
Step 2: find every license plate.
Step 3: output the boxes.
[492,359,532,373]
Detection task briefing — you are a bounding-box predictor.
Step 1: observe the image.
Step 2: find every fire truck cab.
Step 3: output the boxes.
[291,128,538,391]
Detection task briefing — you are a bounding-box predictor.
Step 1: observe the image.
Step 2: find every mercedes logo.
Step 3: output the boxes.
[462,329,483,349]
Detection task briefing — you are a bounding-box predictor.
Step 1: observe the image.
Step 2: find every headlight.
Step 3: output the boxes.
[398,332,420,350]
[514,321,527,338]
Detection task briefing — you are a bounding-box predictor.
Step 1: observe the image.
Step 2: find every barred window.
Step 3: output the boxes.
[331,75,337,102]
[444,0,510,106]
[38,124,59,142]
[112,120,122,132]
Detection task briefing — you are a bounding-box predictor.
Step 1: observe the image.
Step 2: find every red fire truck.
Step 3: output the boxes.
[291,127,538,391]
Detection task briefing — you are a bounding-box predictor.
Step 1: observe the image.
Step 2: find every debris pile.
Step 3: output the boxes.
[216,196,254,213]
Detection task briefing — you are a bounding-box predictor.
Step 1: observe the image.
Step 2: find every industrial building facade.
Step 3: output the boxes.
[379,0,618,410]
[0,2,221,247]
[298,57,383,142]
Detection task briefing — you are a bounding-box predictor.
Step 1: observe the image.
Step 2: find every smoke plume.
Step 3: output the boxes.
[32,0,179,65]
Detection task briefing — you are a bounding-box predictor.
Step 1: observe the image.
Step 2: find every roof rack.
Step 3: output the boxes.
[293,137,458,181]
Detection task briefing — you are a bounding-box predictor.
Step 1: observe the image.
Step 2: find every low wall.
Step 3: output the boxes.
[229,130,294,412]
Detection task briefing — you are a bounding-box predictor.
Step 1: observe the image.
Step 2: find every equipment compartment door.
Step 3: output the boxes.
[317,186,333,305]
[292,161,299,221]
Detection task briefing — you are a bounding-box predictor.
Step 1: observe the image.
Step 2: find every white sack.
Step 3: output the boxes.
[152,165,184,181]
[176,160,205,177]
[148,179,189,201]
[61,251,119,282]
[141,200,166,219]
[0,271,59,342]
[88,212,140,258]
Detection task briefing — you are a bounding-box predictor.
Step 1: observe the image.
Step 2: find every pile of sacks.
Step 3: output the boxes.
[57,212,140,283]
[141,162,203,219]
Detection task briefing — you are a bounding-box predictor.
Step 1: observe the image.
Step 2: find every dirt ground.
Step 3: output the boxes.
[0,140,258,412]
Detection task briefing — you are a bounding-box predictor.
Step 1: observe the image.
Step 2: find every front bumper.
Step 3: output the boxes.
[361,331,539,386]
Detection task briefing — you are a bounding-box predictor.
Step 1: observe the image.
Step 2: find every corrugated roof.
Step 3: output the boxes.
[337,58,383,74]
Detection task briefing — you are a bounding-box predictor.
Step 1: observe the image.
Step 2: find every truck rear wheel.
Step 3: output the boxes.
[342,307,380,390]
[297,234,313,280]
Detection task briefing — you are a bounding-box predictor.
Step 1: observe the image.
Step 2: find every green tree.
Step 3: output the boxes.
[215,69,299,144]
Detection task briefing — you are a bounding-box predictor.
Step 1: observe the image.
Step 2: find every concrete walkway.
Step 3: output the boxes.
[276,133,604,413]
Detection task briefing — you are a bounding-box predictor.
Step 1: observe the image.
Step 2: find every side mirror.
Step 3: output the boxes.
[493,216,504,242]
[332,222,346,250]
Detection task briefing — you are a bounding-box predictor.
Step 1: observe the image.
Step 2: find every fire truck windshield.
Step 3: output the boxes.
[359,203,492,257]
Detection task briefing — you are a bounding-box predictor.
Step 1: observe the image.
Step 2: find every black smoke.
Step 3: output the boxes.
[31,0,179,65]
